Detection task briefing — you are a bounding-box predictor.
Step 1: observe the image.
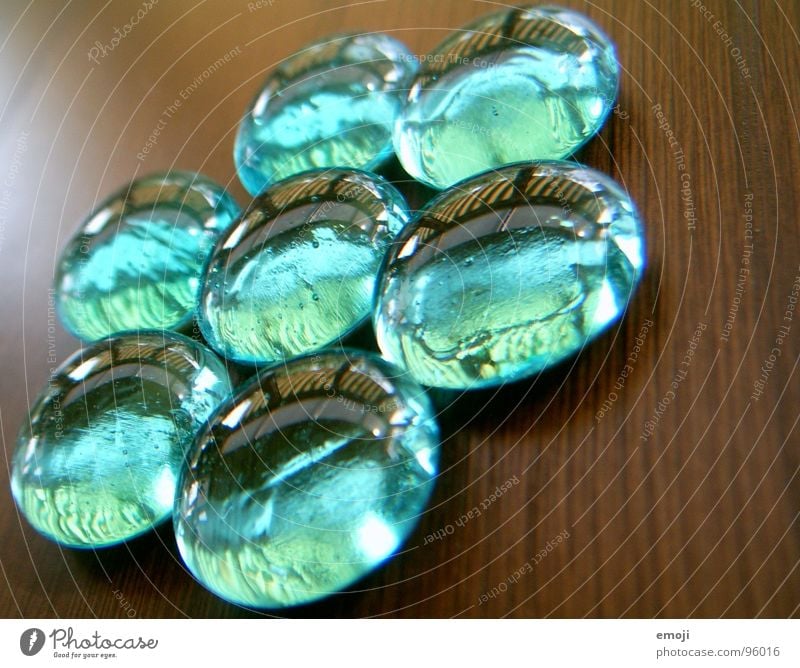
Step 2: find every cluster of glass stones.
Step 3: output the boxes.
[13,5,644,609]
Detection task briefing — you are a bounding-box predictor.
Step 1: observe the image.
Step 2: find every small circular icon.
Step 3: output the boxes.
[20,628,45,656]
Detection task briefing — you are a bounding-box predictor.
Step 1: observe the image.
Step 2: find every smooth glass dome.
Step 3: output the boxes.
[374,161,645,389]
[235,33,417,196]
[394,6,619,189]
[199,169,409,364]
[11,332,232,548]
[174,350,439,608]
[55,172,241,341]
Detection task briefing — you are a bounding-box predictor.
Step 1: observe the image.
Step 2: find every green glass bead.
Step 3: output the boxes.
[174,350,439,608]
[199,169,409,364]
[234,33,417,196]
[55,172,241,341]
[11,332,232,548]
[394,6,619,189]
[374,161,645,389]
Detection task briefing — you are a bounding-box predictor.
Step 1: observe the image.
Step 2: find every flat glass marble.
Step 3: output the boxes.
[199,169,409,364]
[11,332,232,548]
[55,172,241,341]
[174,350,439,608]
[234,33,417,196]
[394,6,619,189]
[374,161,644,389]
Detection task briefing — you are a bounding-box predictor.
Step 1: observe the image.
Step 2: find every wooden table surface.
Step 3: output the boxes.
[0,0,798,618]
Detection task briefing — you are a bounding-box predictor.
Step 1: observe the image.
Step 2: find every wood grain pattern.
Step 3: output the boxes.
[0,0,798,618]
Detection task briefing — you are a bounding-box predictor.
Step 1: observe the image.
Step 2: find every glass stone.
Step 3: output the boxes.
[234,33,417,196]
[11,332,232,548]
[174,350,439,608]
[374,161,645,389]
[199,168,409,365]
[55,172,241,341]
[394,6,619,189]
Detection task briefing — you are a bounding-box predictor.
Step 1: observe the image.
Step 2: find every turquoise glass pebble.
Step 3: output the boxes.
[234,33,417,196]
[174,350,439,608]
[374,161,645,389]
[394,6,619,189]
[11,332,232,548]
[55,172,241,341]
[199,168,409,365]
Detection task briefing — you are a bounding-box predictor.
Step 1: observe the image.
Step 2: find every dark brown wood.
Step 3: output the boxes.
[1,0,797,618]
